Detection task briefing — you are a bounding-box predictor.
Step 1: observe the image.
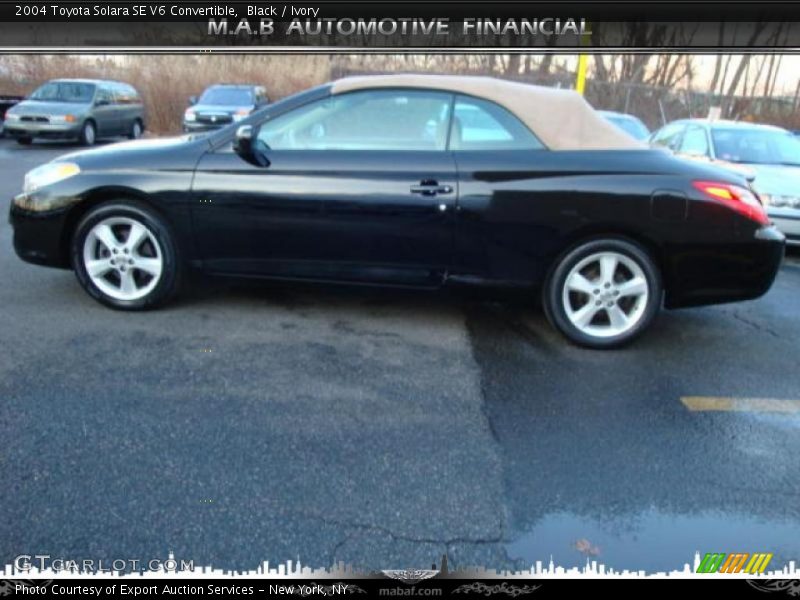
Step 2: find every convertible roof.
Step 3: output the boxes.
[331,74,644,151]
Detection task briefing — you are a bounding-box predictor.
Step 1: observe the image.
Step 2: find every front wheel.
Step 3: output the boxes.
[71,201,181,310]
[79,120,96,146]
[543,238,662,349]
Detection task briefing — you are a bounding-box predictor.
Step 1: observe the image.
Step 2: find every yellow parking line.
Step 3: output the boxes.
[681,396,800,413]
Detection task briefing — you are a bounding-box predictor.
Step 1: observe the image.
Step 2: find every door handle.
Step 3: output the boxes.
[410,181,453,196]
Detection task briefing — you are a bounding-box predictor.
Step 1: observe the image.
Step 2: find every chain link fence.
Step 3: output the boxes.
[332,61,800,132]
[584,80,800,131]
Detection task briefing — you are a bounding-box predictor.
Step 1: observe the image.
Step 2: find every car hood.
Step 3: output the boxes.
[8,99,92,116]
[676,153,758,180]
[747,164,800,196]
[53,135,210,170]
[189,103,254,114]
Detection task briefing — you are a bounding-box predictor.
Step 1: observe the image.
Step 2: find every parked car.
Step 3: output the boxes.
[10,75,784,348]
[598,110,651,141]
[0,93,25,137]
[650,118,800,245]
[183,84,268,132]
[3,79,145,146]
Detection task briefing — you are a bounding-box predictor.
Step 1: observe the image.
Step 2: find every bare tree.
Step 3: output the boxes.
[724,23,770,99]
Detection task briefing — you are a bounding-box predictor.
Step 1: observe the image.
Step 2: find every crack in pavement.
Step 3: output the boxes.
[728,310,782,339]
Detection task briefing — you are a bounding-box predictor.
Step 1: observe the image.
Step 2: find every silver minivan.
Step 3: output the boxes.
[3,78,145,146]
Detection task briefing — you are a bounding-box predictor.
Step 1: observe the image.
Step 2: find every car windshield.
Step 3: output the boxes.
[199,87,253,106]
[711,128,800,166]
[29,81,95,103]
[605,115,650,140]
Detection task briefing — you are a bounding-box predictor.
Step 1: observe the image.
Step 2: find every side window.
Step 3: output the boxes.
[110,84,124,104]
[257,90,452,151]
[95,86,113,105]
[451,96,544,150]
[651,123,685,151]
[679,126,709,156]
[115,84,139,105]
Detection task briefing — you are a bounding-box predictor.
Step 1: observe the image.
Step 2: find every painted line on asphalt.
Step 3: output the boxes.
[681,396,800,413]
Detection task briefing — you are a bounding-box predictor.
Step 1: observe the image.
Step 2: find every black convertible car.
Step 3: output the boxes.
[9,75,785,348]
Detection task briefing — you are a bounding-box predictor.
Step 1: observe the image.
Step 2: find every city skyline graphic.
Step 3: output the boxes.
[2,551,799,580]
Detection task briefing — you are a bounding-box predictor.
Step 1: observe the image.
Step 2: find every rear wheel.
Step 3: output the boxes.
[544,238,662,348]
[129,119,143,140]
[71,201,181,310]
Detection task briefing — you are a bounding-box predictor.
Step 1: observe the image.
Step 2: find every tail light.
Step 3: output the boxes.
[692,180,770,225]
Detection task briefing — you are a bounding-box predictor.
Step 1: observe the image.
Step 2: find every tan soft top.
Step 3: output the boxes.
[331,74,644,151]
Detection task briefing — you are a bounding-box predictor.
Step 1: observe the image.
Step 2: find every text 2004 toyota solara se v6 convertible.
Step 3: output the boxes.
[9,75,785,348]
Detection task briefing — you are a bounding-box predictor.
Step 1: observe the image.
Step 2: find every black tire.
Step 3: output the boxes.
[16,136,32,145]
[79,120,96,146]
[71,200,181,310]
[543,237,662,349]
[128,119,144,140]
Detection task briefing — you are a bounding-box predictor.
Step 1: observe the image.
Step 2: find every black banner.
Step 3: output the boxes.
[2,578,798,596]
[1,1,800,48]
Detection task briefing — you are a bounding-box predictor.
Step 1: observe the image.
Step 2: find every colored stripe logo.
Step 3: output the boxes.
[697,552,773,574]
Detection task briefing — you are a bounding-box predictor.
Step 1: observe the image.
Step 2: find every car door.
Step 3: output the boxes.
[448,94,563,284]
[92,85,119,136]
[191,89,458,285]
[112,83,138,134]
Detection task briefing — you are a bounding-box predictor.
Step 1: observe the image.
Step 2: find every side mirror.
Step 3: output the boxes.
[188,96,197,106]
[233,124,268,166]
[95,99,109,107]
[233,124,253,155]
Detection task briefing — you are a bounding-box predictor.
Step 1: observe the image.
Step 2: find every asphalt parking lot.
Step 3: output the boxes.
[2,136,800,574]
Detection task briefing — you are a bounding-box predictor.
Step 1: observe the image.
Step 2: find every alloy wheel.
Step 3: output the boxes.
[81,216,163,301]
[561,250,650,338]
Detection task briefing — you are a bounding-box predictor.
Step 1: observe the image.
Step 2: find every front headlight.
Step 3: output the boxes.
[4,112,20,121]
[233,109,250,122]
[49,114,77,124]
[184,109,196,122]
[23,162,81,194]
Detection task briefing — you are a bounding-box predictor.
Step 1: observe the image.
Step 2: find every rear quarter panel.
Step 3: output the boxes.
[452,149,767,306]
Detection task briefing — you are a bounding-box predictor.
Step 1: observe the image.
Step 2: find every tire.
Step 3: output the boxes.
[128,119,143,140]
[543,238,662,349]
[79,120,96,146]
[16,136,32,145]
[71,201,181,310]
